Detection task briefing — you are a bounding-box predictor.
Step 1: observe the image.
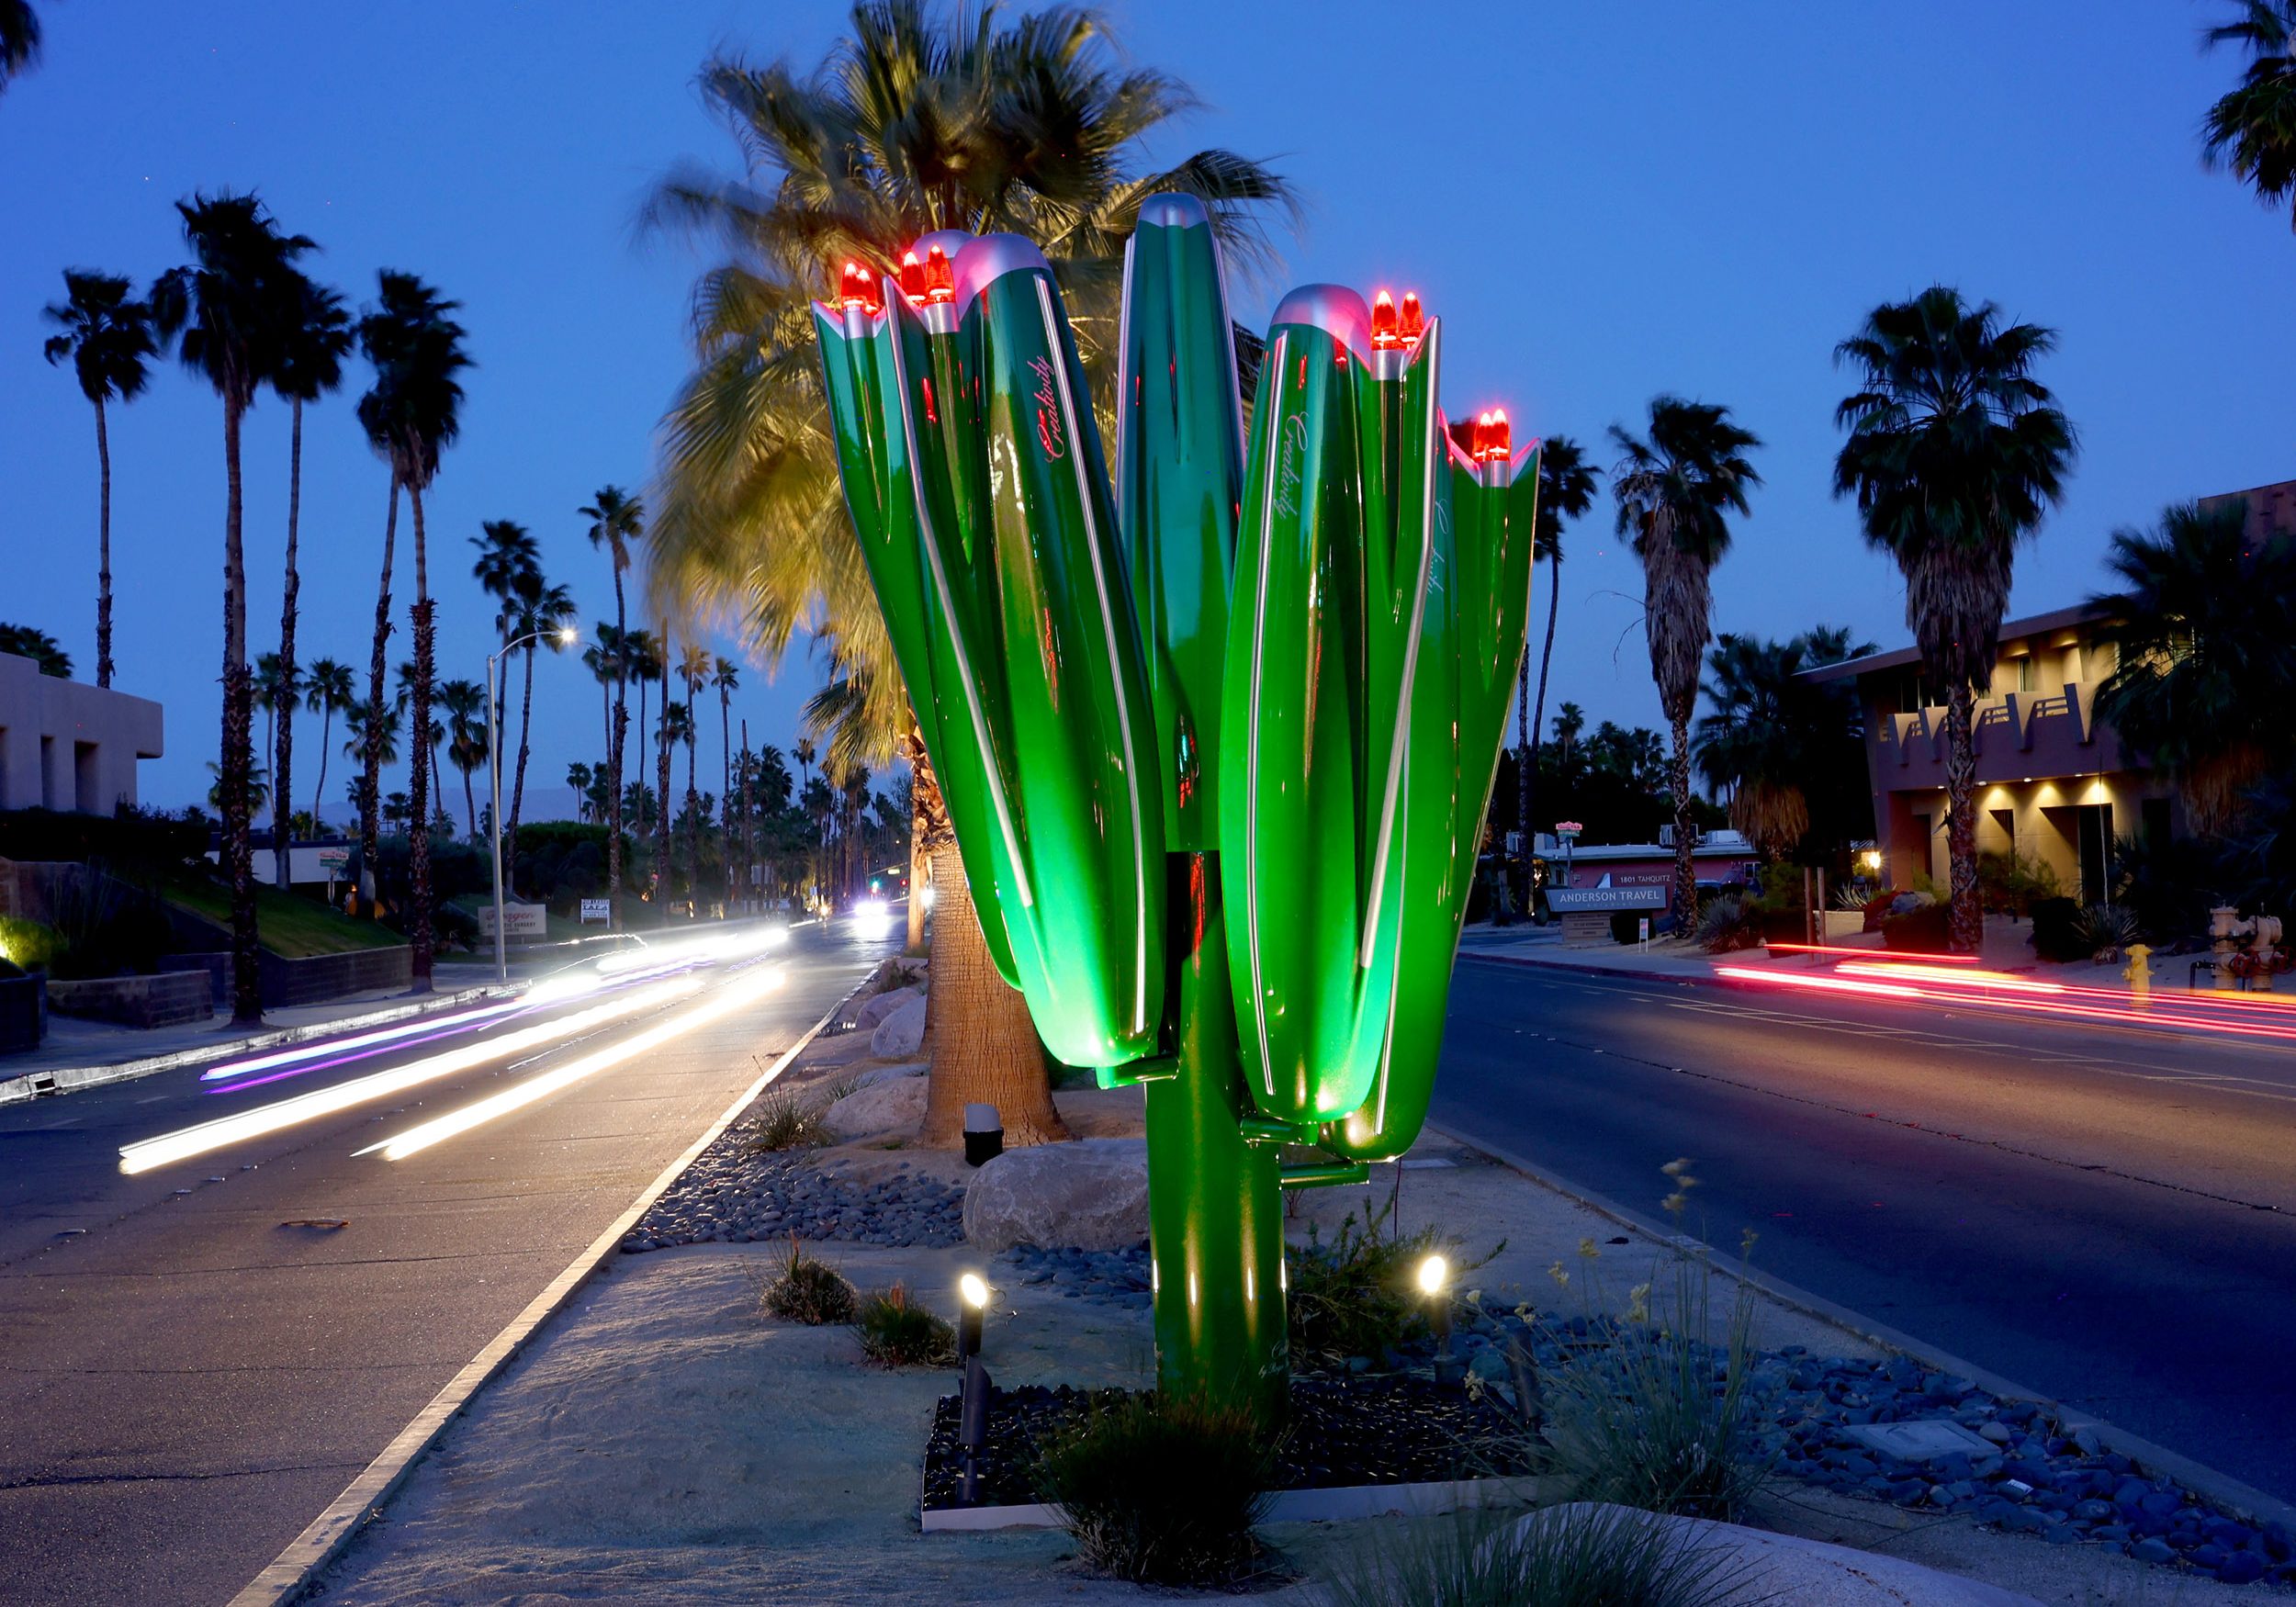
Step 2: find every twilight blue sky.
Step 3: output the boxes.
[4,2,2288,815]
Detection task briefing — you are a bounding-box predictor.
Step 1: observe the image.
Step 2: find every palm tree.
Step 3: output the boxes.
[644,4,1297,1145]
[566,761,594,823]
[42,271,156,691]
[1833,287,2074,953]
[357,271,470,986]
[302,657,355,824]
[793,735,816,795]
[1693,632,1872,860]
[253,652,298,830]
[1610,397,1763,927]
[267,274,354,890]
[655,640,676,902]
[473,521,570,891]
[583,625,625,759]
[622,628,665,834]
[581,485,645,918]
[662,698,699,914]
[711,656,740,907]
[2093,499,2296,831]
[437,678,489,837]
[676,642,712,913]
[0,0,40,94]
[1519,436,1599,868]
[2203,2,2296,226]
[0,624,72,677]
[152,192,316,1025]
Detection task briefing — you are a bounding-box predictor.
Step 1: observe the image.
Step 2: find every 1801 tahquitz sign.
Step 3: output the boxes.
[812,197,1539,1422]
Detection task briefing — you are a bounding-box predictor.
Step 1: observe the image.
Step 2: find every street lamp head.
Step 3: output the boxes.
[557,625,580,646]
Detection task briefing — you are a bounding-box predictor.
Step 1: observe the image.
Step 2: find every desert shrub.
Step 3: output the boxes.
[1977,849,2062,917]
[1321,1501,1752,1607]
[1288,1197,1498,1369]
[1035,1390,1278,1587]
[2029,895,2088,962]
[46,870,173,979]
[0,916,62,972]
[1880,901,1949,953]
[746,1085,828,1152]
[2114,831,2224,946]
[1537,1164,1773,1524]
[1694,895,1759,953]
[2075,902,2141,961]
[760,1235,856,1324]
[853,1282,955,1367]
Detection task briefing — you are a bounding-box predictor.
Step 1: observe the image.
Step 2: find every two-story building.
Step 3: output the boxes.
[1801,604,2177,905]
[0,651,164,815]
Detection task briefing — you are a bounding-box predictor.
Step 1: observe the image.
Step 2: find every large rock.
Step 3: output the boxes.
[853,985,921,1033]
[851,1060,927,1090]
[962,1138,1149,1251]
[869,995,928,1059]
[1513,1505,2044,1606]
[821,1074,928,1141]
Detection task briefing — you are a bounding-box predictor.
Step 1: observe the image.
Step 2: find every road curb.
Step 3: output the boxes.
[1425,1118,2296,1536]
[0,984,515,1107]
[226,978,857,1607]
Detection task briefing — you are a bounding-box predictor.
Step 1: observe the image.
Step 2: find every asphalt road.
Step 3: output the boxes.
[0,916,895,1607]
[1432,955,2296,1504]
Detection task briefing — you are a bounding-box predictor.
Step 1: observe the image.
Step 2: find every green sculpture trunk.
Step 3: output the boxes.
[1144,851,1288,1418]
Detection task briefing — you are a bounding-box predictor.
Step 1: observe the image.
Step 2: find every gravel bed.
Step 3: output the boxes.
[623,1130,963,1252]
[920,1375,1530,1511]
[994,1242,1153,1309]
[1423,1296,2296,1590]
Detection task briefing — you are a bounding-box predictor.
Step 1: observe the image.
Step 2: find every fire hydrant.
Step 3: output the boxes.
[2123,942,2154,1007]
[2210,906,2244,991]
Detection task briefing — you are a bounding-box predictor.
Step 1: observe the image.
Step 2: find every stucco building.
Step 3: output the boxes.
[1803,605,2178,904]
[0,651,164,815]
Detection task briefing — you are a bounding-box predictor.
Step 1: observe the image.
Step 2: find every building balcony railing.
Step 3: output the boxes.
[1875,680,2114,790]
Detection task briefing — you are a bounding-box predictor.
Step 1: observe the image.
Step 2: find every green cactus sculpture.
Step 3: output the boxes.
[813,197,1538,1420]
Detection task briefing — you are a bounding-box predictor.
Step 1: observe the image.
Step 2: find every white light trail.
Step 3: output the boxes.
[363,965,787,1161]
[119,976,704,1176]
[200,999,526,1081]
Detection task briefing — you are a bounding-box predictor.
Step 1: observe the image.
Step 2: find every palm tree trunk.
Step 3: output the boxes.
[274,395,303,891]
[94,397,114,691]
[1525,553,1561,889]
[906,731,938,955]
[656,659,672,914]
[312,705,332,824]
[1669,702,1696,930]
[463,764,478,841]
[739,721,756,914]
[508,643,535,895]
[607,565,627,922]
[406,483,435,990]
[720,689,733,910]
[685,730,700,916]
[361,477,399,911]
[220,394,262,1025]
[1944,681,1981,954]
[919,837,1071,1147]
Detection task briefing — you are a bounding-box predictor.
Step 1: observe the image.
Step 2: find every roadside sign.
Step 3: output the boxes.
[1545,886,1667,913]
[579,897,611,925]
[478,903,547,939]
[316,847,349,869]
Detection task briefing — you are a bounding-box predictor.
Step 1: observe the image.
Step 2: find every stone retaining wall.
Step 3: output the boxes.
[47,969,212,1028]
[159,945,411,1009]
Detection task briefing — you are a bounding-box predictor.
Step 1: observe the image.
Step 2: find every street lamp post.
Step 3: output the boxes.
[488,625,580,982]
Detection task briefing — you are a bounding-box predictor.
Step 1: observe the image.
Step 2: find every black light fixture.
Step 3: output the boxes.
[1419,1253,1464,1388]
[962,1101,1004,1166]
[956,1272,994,1505]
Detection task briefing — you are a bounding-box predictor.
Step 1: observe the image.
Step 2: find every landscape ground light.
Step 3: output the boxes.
[1419,1253,1463,1387]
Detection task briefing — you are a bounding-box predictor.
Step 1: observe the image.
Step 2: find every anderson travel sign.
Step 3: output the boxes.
[1545,886,1668,912]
